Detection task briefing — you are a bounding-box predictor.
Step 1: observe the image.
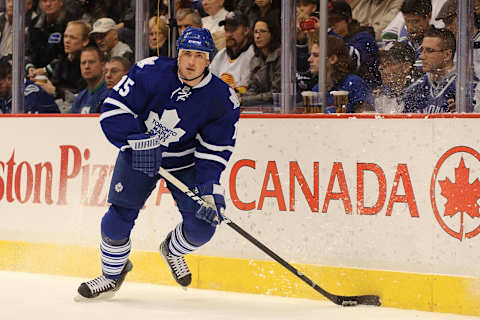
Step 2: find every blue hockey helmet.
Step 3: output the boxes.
[177,27,215,60]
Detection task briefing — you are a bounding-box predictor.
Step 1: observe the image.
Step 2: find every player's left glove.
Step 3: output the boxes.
[127,132,163,177]
[194,181,226,227]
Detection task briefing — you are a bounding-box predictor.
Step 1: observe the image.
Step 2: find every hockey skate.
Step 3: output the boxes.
[159,233,192,287]
[77,259,133,299]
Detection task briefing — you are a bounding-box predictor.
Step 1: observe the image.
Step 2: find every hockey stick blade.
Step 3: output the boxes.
[158,168,381,307]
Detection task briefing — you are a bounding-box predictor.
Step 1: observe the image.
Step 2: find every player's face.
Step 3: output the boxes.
[80,50,105,82]
[403,13,430,43]
[64,24,89,54]
[93,30,117,53]
[254,21,271,51]
[39,0,63,16]
[308,44,320,75]
[178,50,210,83]
[202,0,224,16]
[420,37,450,73]
[105,61,127,90]
[177,14,199,36]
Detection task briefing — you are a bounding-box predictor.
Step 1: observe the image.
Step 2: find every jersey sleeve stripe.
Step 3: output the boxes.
[99,108,131,121]
[164,163,195,172]
[162,148,195,157]
[194,151,228,167]
[103,97,138,117]
[196,133,235,152]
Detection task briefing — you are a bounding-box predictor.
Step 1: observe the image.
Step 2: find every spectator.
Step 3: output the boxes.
[296,0,319,74]
[0,0,36,57]
[90,17,133,63]
[149,16,168,57]
[397,0,434,71]
[201,0,229,50]
[402,26,457,113]
[343,0,404,41]
[309,33,372,113]
[0,58,59,114]
[70,46,108,113]
[328,0,381,90]
[374,41,419,113]
[246,0,281,29]
[210,11,254,93]
[234,0,254,13]
[31,20,90,112]
[105,56,131,90]
[26,0,76,75]
[176,8,203,36]
[381,0,446,42]
[240,16,281,106]
[435,0,480,78]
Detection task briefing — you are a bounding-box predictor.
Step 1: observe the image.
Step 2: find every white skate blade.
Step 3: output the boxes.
[74,291,116,302]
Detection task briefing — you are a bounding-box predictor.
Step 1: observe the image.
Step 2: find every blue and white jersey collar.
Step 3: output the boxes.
[177,70,213,89]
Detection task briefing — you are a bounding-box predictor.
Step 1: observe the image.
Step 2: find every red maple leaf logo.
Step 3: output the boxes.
[439,158,480,219]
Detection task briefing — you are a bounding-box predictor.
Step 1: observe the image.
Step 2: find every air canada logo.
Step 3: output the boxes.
[431,146,480,241]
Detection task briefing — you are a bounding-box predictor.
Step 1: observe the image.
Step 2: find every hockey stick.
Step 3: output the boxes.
[158,167,381,307]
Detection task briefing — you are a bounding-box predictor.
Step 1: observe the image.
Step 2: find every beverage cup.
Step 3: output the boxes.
[330,90,349,113]
[34,75,48,84]
[271,92,281,113]
[301,91,322,113]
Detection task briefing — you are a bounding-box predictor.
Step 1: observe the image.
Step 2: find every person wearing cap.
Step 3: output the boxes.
[76,27,240,299]
[328,0,381,90]
[90,17,133,63]
[374,41,420,113]
[210,10,255,94]
[201,0,229,50]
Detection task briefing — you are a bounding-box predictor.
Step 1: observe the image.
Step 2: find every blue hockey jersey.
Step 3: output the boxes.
[100,56,240,184]
[402,69,456,113]
[0,80,59,114]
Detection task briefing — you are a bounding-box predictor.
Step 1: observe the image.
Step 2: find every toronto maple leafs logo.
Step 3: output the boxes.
[145,110,186,146]
[431,146,480,241]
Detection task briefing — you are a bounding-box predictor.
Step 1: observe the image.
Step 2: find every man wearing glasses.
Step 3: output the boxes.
[402,26,463,113]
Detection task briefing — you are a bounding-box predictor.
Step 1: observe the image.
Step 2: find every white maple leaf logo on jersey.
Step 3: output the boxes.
[145,110,186,146]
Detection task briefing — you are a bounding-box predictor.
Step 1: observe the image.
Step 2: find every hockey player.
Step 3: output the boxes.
[77,27,240,298]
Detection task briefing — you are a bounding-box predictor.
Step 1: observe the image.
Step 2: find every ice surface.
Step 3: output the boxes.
[1,271,477,320]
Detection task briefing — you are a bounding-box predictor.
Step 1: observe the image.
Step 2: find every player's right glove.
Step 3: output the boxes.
[127,132,163,177]
[194,181,226,227]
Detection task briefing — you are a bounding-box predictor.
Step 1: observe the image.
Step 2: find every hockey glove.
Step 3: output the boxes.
[127,132,163,177]
[194,181,226,227]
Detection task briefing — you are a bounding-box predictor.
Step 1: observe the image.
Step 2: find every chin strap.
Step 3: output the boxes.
[179,67,209,83]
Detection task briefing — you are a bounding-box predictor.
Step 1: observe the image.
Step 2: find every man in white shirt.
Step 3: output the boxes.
[209,11,255,94]
[201,0,229,50]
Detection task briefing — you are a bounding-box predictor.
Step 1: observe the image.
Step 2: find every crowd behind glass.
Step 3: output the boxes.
[0,0,477,114]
